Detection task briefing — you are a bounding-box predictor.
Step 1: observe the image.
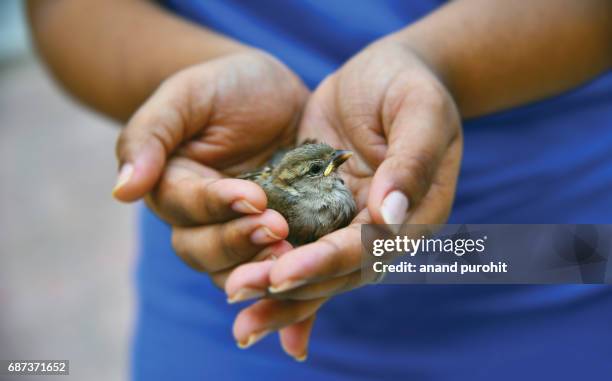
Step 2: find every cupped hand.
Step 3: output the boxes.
[113,50,315,305]
[113,50,309,282]
[228,38,463,359]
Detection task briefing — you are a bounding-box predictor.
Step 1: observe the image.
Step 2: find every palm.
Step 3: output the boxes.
[299,41,461,225]
[297,78,375,212]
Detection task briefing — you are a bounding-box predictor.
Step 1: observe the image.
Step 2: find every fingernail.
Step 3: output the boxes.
[237,330,271,349]
[232,199,263,214]
[227,287,265,304]
[268,279,307,294]
[381,190,409,226]
[294,353,308,362]
[251,226,282,245]
[112,163,134,196]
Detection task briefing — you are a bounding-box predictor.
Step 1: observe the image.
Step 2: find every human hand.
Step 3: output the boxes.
[227,38,463,358]
[112,50,309,287]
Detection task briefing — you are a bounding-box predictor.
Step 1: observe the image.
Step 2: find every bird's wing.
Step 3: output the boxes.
[237,165,273,182]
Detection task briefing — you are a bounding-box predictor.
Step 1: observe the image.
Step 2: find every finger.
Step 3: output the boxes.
[406,137,462,225]
[225,241,293,303]
[210,241,292,290]
[279,315,316,362]
[147,158,268,226]
[113,77,214,202]
[267,211,369,294]
[233,298,326,349]
[172,209,289,272]
[272,270,363,300]
[368,84,461,225]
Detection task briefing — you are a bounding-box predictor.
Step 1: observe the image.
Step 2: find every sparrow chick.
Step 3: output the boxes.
[239,143,356,246]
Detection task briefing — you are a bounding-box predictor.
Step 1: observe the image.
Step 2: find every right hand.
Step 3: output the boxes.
[112,50,308,287]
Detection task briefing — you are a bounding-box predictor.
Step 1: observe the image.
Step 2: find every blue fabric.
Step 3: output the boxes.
[133,1,612,380]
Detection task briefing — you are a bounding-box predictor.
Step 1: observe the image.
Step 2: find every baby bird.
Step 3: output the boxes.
[239,143,356,246]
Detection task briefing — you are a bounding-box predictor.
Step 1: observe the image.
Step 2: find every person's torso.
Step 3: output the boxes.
[134,1,612,379]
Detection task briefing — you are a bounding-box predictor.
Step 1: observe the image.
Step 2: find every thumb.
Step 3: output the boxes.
[367,99,457,226]
[112,127,168,203]
[112,79,212,202]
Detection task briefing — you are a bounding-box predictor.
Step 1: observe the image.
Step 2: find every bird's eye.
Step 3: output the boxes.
[309,163,322,175]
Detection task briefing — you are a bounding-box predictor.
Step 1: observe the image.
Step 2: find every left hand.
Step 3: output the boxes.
[226,38,463,359]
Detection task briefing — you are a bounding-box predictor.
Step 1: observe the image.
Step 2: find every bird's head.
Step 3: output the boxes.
[271,143,352,191]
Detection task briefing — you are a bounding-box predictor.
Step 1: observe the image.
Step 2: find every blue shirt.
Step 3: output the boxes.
[133,1,612,380]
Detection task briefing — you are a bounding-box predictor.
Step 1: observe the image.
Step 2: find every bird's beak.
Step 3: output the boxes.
[324,150,353,176]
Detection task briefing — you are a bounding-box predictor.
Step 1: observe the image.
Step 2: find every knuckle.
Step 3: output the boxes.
[147,122,179,156]
[409,150,435,179]
[410,80,460,138]
[397,150,435,199]
[157,70,194,104]
[199,179,224,219]
[219,223,251,265]
[171,229,189,261]
[171,229,205,272]
[117,117,176,163]
[411,79,449,110]
[151,183,192,226]
[408,155,432,198]
[199,199,216,223]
